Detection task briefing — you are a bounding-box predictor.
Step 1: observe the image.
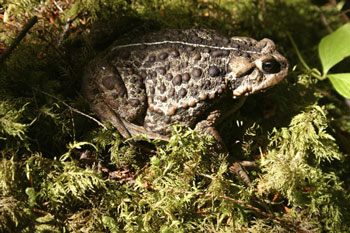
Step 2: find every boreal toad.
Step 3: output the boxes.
[83,29,288,142]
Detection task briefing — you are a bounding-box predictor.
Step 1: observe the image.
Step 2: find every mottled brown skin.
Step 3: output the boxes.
[83,29,288,143]
[83,29,289,185]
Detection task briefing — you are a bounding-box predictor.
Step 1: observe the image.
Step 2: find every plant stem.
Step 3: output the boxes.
[287,32,325,80]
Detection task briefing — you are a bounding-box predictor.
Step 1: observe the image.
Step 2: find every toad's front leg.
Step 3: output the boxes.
[195,110,253,185]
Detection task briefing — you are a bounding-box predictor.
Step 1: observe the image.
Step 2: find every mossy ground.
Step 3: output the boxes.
[1,0,350,232]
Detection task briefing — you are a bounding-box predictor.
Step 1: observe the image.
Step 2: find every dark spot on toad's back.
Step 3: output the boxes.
[102,77,117,90]
[151,71,157,78]
[169,88,175,97]
[193,53,201,60]
[208,66,221,77]
[182,73,190,82]
[212,50,224,57]
[139,70,147,79]
[119,50,130,60]
[160,84,166,93]
[192,68,202,78]
[159,52,168,60]
[148,55,155,62]
[173,75,182,85]
[157,67,166,75]
[129,99,140,107]
[167,73,173,80]
[136,53,145,60]
[179,88,187,97]
[204,48,210,53]
[171,49,180,57]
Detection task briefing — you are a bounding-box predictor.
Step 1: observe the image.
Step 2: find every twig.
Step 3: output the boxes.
[133,162,150,178]
[58,14,80,47]
[53,0,64,12]
[69,108,76,141]
[341,9,350,15]
[340,10,350,23]
[240,161,258,168]
[32,208,50,215]
[330,0,349,23]
[34,88,108,130]
[287,32,323,79]
[169,189,308,233]
[316,7,333,33]
[0,16,38,63]
[317,2,349,32]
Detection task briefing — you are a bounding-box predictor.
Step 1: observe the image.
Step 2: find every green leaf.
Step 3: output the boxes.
[319,23,350,75]
[102,216,118,233]
[25,187,36,208]
[36,213,54,223]
[327,73,350,98]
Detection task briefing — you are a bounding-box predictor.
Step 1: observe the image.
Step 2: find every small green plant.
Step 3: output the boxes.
[318,23,350,98]
[291,23,350,98]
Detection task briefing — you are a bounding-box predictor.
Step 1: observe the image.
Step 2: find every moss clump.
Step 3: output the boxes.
[1,0,350,232]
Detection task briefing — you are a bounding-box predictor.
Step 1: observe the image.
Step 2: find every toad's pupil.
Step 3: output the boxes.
[262,59,280,74]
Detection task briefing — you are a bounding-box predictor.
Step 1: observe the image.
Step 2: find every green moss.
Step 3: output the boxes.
[1,0,350,232]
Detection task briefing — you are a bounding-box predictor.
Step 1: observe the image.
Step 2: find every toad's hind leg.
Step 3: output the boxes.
[82,57,147,139]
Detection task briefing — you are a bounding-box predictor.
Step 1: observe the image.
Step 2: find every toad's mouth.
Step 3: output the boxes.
[229,70,264,96]
[229,70,285,97]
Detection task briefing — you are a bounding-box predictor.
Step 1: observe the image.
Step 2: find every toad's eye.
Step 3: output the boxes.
[262,59,280,74]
